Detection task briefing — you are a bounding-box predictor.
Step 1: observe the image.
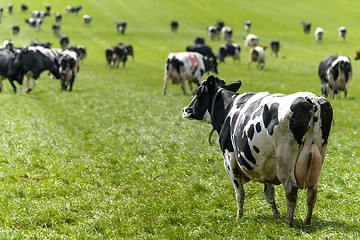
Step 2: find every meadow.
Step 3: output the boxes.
[0,0,358,239]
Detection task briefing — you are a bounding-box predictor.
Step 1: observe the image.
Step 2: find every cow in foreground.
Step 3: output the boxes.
[318,55,352,99]
[183,75,333,227]
[248,46,266,70]
[164,52,218,95]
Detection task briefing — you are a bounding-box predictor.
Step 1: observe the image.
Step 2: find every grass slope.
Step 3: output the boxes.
[0,0,358,238]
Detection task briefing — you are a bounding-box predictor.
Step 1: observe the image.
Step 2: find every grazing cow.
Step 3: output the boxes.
[218,43,241,63]
[244,20,251,33]
[171,20,179,32]
[66,6,83,14]
[207,26,219,41]
[8,4,13,14]
[21,4,28,11]
[186,45,216,58]
[26,18,42,30]
[338,27,346,41]
[221,26,233,43]
[68,45,87,64]
[52,24,61,36]
[112,46,128,68]
[45,5,51,14]
[216,20,224,33]
[318,55,352,99]
[248,46,266,70]
[302,21,311,34]
[55,13,62,22]
[0,48,25,93]
[58,50,79,91]
[194,36,205,46]
[83,15,92,24]
[245,34,259,47]
[60,35,69,50]
[116,21,127,34]
[118,43,133,60]
[314,27,324,43]
[163,52,218,95]
[270,40,280,58]
[22,46,62,93]
[183,75,333,227]
[12,25,20,35]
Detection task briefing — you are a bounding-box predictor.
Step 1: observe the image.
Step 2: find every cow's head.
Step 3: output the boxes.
[183,75,241,123]
[204,56,219,74]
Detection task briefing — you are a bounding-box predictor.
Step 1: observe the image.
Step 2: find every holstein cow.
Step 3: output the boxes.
[314,27,324,43]
[116,21,127,34]
[58,50,79,91]
[0,48,25,93]
[245,34,259,47]
[302,21,311,34]
[318,55,352,99]
[12,25,20,35]
[170,20,179,32]
[52,24,61,36]
[118,43,134,60]
[66,6,83,14]
[218,43,241,63]
[68,45,87,64]
[270,40,280,58]
[55,12,62,22]
[221,26,233,43]
[60,35,69,50]
[83,15,92,24]
[183,75,333,227]
[338,27,347,41]
[244,20,251,33]
[163,52,218,95]
[25,18,42,30]
[248,46,266,70]
[207,26,219,41]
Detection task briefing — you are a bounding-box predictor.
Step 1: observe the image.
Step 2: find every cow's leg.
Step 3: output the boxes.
[69,74,75,91]
[264,183,280,218]
[180,76,186,95]
[305,185,318,225]
[8,79,17,93]
[284,183,298,227]
[224,151,246,218]
[163,76,170,95]
[247,60,251,70]
[27,78,37,93]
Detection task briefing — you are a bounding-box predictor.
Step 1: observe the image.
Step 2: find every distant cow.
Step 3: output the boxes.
[25,18,42,30]
[45,5,51,14]
[52,24,61,36]
[106,46,128,68]
[171,20,179,32]
[164,52,218,95]
[183,75,333,227]
[66,6,83,14]
[118,43,133,60]
[68,45,87,64]
[29,40,52,48]
[244,20,251,33]
[21,4,28,11]
[318,55,352,99]
[8,4,13,14]
[12,25,20,35]
[58,50,79,91]
[245,34,259,47]
[55,13,62,22]
[314,27,324,43]
[60,35,69,50]
[83,15,92,24]
[218,43,241,63]
[302,21,311,34]
[221,26,233,43]
[116,21,127,34]
[186,45,215,58]
[270,40,280,58]
[216,20,224,33]
[248,46,266,70]
[0,48,25,93]
[338,27,347,41]
[207,26,219,41]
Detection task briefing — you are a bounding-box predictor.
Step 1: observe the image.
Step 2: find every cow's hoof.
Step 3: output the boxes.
[26,88,32,93]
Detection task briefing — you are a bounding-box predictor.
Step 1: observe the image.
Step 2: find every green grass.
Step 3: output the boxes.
[0,0,358,238]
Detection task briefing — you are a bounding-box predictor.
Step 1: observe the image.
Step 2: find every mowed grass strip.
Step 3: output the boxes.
[0,0,358,238]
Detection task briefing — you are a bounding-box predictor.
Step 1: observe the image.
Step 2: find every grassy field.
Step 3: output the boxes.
[0,0,358,239]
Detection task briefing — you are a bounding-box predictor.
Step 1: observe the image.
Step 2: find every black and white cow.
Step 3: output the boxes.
[318,55,352,99]
[164,52,218,95]
[21,4,28,11]
[83,15,92,24]
[12,25,20,35]
[270,40,280,58]
[66,6,83,14]
[116,21,127,34]
[118,43,133,60]
[52,24,61,36]
[314,27,324,43]
[55,13,62,22]
[244,20,251,33]
[105,45,128,68]
[0,48,25,93]
[221,26,233,43]
[218,43,241,63]
[207,26,219,41]
[302,21,311,34]
[68,45,87,64]
[338,27,347,41]
[245,34,259,47]
[58,50,79,91]
[248,46,267,70]
[60,35,69,50]
[25,18,42,30]
[170,20,179,32]
[186,45,215,58]
[183,75,333,227]
[8,4,13,14]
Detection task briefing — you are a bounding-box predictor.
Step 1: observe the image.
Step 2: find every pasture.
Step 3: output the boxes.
[0,0,358,238]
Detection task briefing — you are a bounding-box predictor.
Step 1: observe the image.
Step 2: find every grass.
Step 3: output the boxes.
[0,0,358,239]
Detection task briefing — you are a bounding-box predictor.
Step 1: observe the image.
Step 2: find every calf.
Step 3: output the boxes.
[338,27,346,41]
[302,21,311,33]
[116,21,127,34]
[245,34,259,47]
[318,55,352,99]
[12,25,20,35]
[183,75,333,227]
[248,46,266,70]
[0,48,25,93]
[164,52,218,95]
[170,20,179,32]
[83,15,92,24]
[270,40,280,58]
[314,27,324,43]
[244,20,251,33]
[217,43,241,63]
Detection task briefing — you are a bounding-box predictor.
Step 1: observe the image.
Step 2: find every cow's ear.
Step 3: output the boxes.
[206,75,216,92]
[224,81,242,93]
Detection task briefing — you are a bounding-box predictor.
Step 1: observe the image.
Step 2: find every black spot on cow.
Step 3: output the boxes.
[263,103,279,135]
[236,93,255,109]
[234,179,240,188]
[253,145,260,153]
[239,132,256,166]
[319,98,333,147]
[248,124,255,140]
[290,97,313,146]
[255,122,261,132]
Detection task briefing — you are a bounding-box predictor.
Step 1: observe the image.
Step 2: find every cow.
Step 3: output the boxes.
[163,52,218,95]
[58,50,79,91]
[244,20,251,33]
[302,21,311,34]
[29,40,52,48]
[66,6,83,14]
[8,4,13,14]
[186,45,215,58]
[338,27,346,41]
[0,48,25,93]
[83,15,92,24]
[55,13,62,22]
[21,4,28,11]
[105,48,115,67]
[112,46,128,68]
[52,24,61,36]
[216,20,224,33]
[270,40,280,58]
[12,25,20,35]
[318,55,352,99]
[68,45,87,64]
[116,21,127,34]
[25,18,42,30]
[171,20,179,32]
[315,27,324,43]
[218,43,241,63]
[182,75,334,227]
[22,46,62,93]
[45,5,51,15]
[248,46,266,70]
[207,26,219,41]
[245,34,259,47]
[60,35,69,50]
[221,26,233,43]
